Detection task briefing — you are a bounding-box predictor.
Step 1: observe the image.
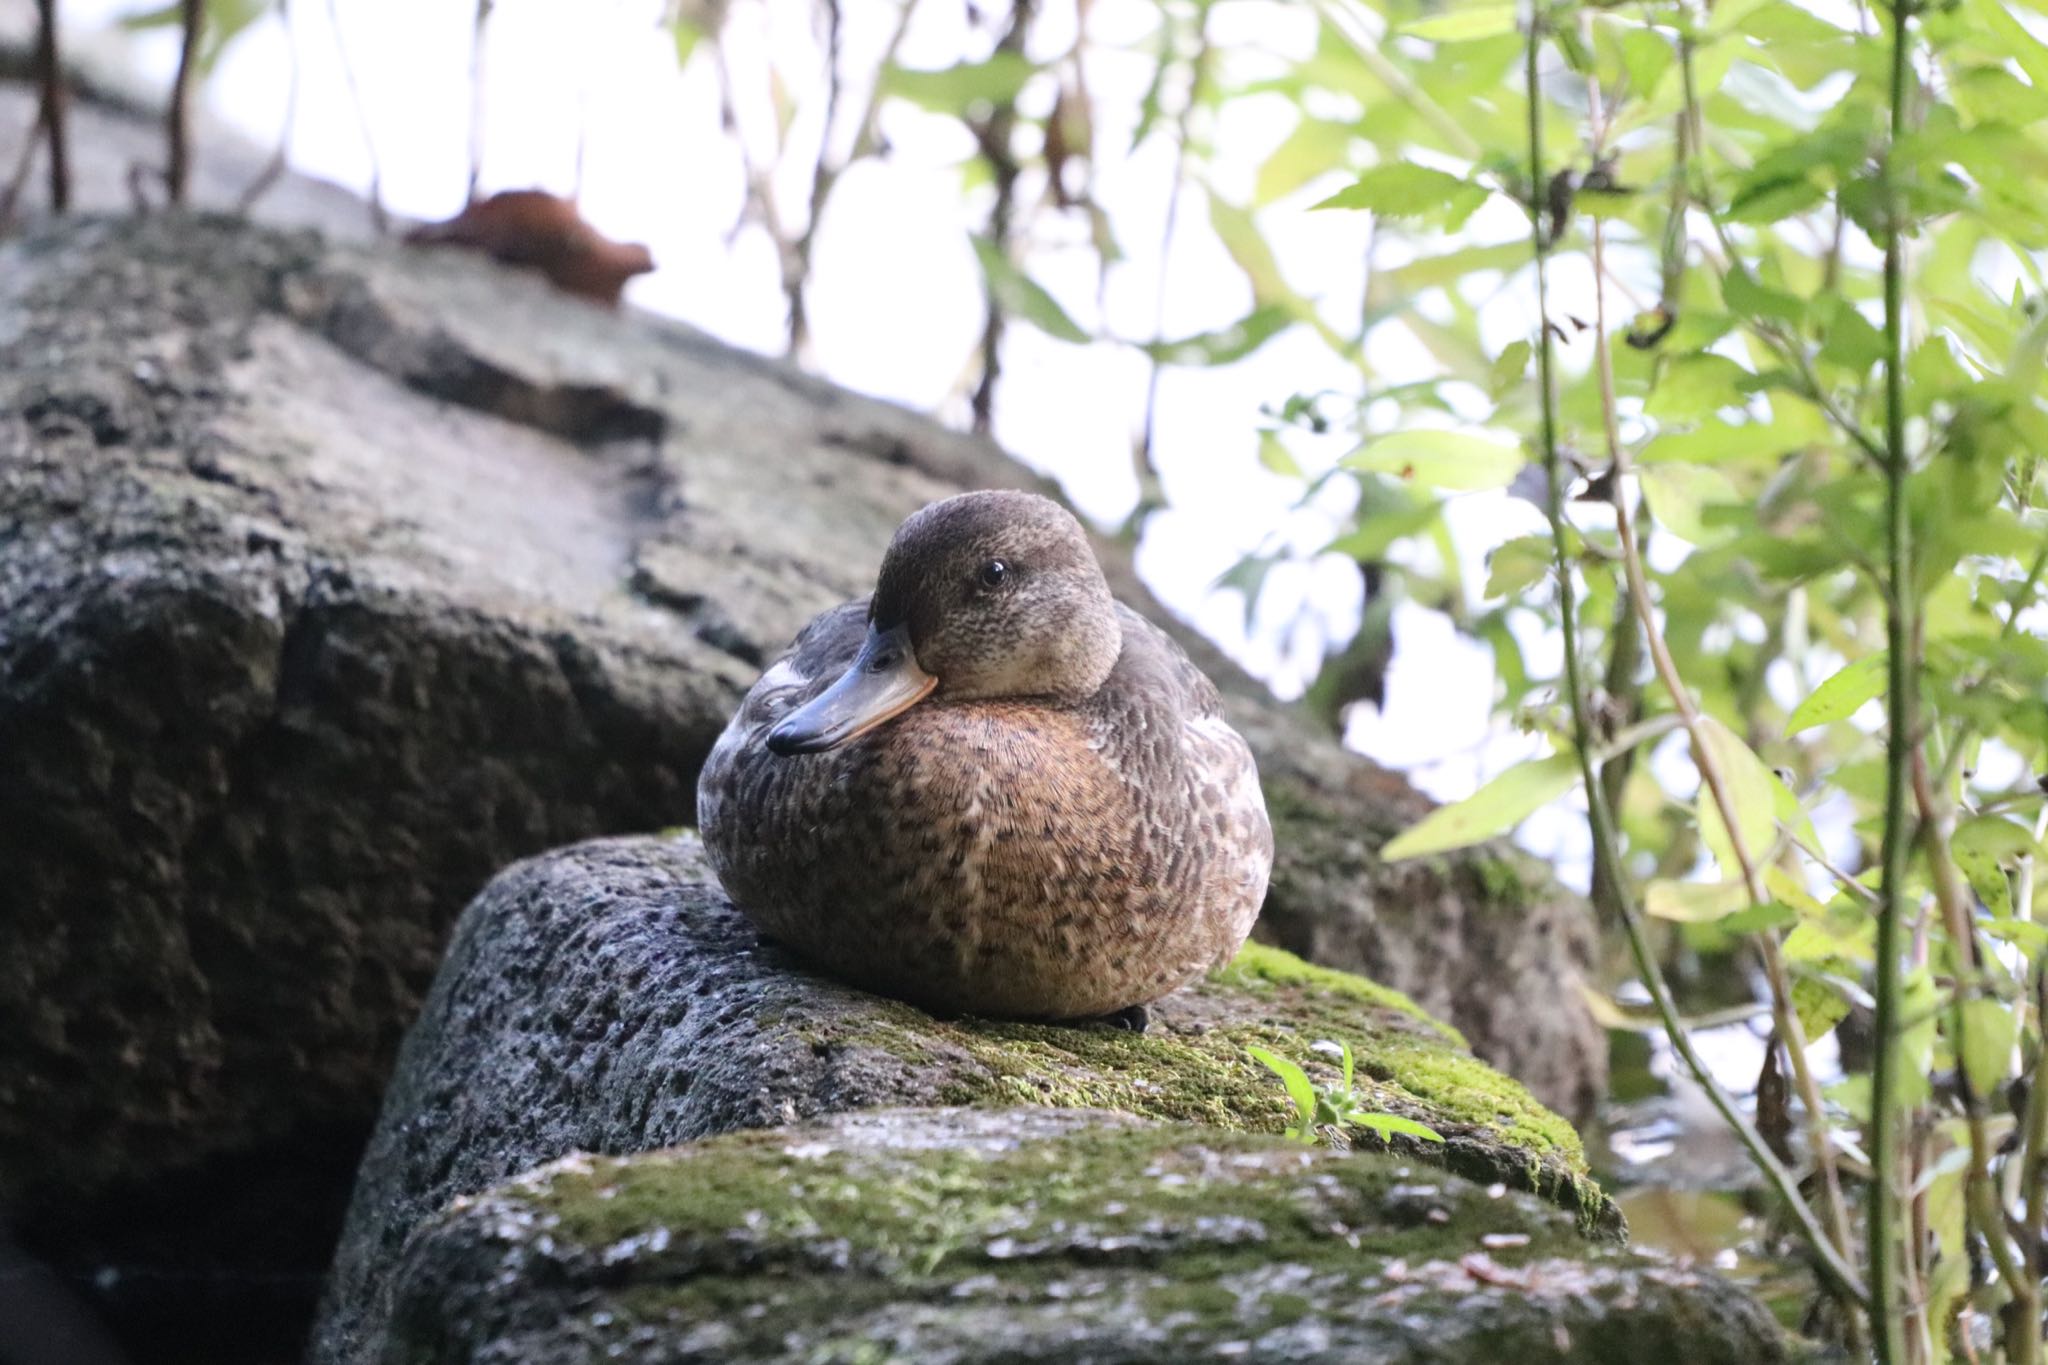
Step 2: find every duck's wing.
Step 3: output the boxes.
[1100,607,1272,820]
[1088,605,1273,947]
[1095,605,1231,750]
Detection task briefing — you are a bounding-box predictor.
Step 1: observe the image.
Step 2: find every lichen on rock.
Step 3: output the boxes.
[380,1108,1799,1365]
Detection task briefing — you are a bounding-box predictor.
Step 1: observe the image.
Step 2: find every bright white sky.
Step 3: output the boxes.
[57,0,1618,875]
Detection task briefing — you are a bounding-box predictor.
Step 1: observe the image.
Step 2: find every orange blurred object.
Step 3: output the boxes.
[405,190,655,306]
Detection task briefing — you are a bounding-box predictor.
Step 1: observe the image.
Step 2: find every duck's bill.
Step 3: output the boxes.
[765,622,936,756]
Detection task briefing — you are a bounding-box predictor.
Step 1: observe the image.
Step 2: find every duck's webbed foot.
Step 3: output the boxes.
[1099,1002,1150,1034]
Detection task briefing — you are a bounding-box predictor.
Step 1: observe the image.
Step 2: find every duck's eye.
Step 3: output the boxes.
[978,559,1009,589]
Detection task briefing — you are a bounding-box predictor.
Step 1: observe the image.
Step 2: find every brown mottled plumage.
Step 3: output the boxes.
[697,491,1273,1021]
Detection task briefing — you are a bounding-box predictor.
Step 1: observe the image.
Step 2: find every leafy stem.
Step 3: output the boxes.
[1596,45,1861,1314]
[1523,4,1869,1310]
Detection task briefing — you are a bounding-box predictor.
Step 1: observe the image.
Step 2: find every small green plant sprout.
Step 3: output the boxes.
[1246,1041,1444,1148]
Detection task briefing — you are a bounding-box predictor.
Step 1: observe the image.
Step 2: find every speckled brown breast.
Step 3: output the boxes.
[698,600,1272,1019]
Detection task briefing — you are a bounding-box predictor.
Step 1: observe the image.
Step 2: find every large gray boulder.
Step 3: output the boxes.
[315,835,1610,1364]
[0,211,1595,1357]
[0,212,1598,1200]
[379,1108,1798,1365]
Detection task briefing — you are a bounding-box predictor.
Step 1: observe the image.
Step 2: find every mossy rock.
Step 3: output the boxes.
[383,1107,1799,1365]
[316,835,1610,1362]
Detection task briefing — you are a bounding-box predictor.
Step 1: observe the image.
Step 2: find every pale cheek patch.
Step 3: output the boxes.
[758,659,808,692]
[752,659,811,719]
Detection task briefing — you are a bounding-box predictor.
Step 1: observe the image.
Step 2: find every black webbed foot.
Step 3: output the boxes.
[1099,1003,1150,1034]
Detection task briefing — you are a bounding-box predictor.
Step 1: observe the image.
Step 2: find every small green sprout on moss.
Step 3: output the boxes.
[1247,1041,1445,1148]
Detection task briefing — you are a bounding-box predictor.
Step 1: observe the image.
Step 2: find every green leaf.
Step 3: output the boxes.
[1345,429,1524,491]
[882,53,1036,115]
[1614,25,1674,100]
[1487,340,1531,400]
[1257,431,1303,480]
[1637,463,1741,546]
[1246,1046,1318,1135]
[1721,269,1806,328]
[1787,653,1887,733]
[1958,997,2017,1100]
[1722,901,1799,933]
[1256,117,1356,205]
[1322,486,1444,561]
[1793,975,1851,1042]
[1726,175,1827,225]
[1646,354,1752,422]
[1953,816,2038,917]
[1142,306,1291,366]
[1380,752,1582,860]
[1638,400,1829,465]
[1403,7,1519,42]
[1215,553,1281,629]
[1484,535,1553,598]
[673,17,703,67]
[1695,717,1778,882]
[1817,299,1886,372]
[970,237,1089,344]
[1209,196,1304,314]
[1645,879,1750,922]
[1352,1112,1447,1143]
[1312,165,1490,230]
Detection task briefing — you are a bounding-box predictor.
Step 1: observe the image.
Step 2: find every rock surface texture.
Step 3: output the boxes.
[313,836,1806,1365]
[384,1108,1795,1365]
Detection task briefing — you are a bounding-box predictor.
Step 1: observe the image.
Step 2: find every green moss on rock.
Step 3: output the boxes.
[386,1109,1797,1365]
[819,941,1609,1234]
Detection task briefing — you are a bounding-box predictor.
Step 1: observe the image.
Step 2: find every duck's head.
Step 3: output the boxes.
[766,491,1121,755]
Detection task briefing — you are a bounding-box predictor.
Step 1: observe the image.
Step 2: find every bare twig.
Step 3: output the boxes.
[167,0,203,206]
[237,0,298,211]
[468,0,495,203]
[1911,749,2038,1354]
[1133,3,1212,533]
[323,0,387,232]
[786,0,847,356]
[969,0,1035,435]
[35,0,71,213]
[0,102,47,229]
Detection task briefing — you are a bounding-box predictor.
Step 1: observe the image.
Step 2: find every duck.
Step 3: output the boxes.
[697,490,1273,1026]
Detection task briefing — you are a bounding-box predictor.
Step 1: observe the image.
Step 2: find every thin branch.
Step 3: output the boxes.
[167,0,202,206]
[1522,11,1869,1310]
[1134,4,1212,533]
[787,0,847,357]
[1911,749,2038,1346]
[323,0,387,232]
[1868,0,1920,1357]
[970,0,1035,435]
[467,0,494,203]
[35,0,70,213]
[237,0,298,211]
[0,101,47,229]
